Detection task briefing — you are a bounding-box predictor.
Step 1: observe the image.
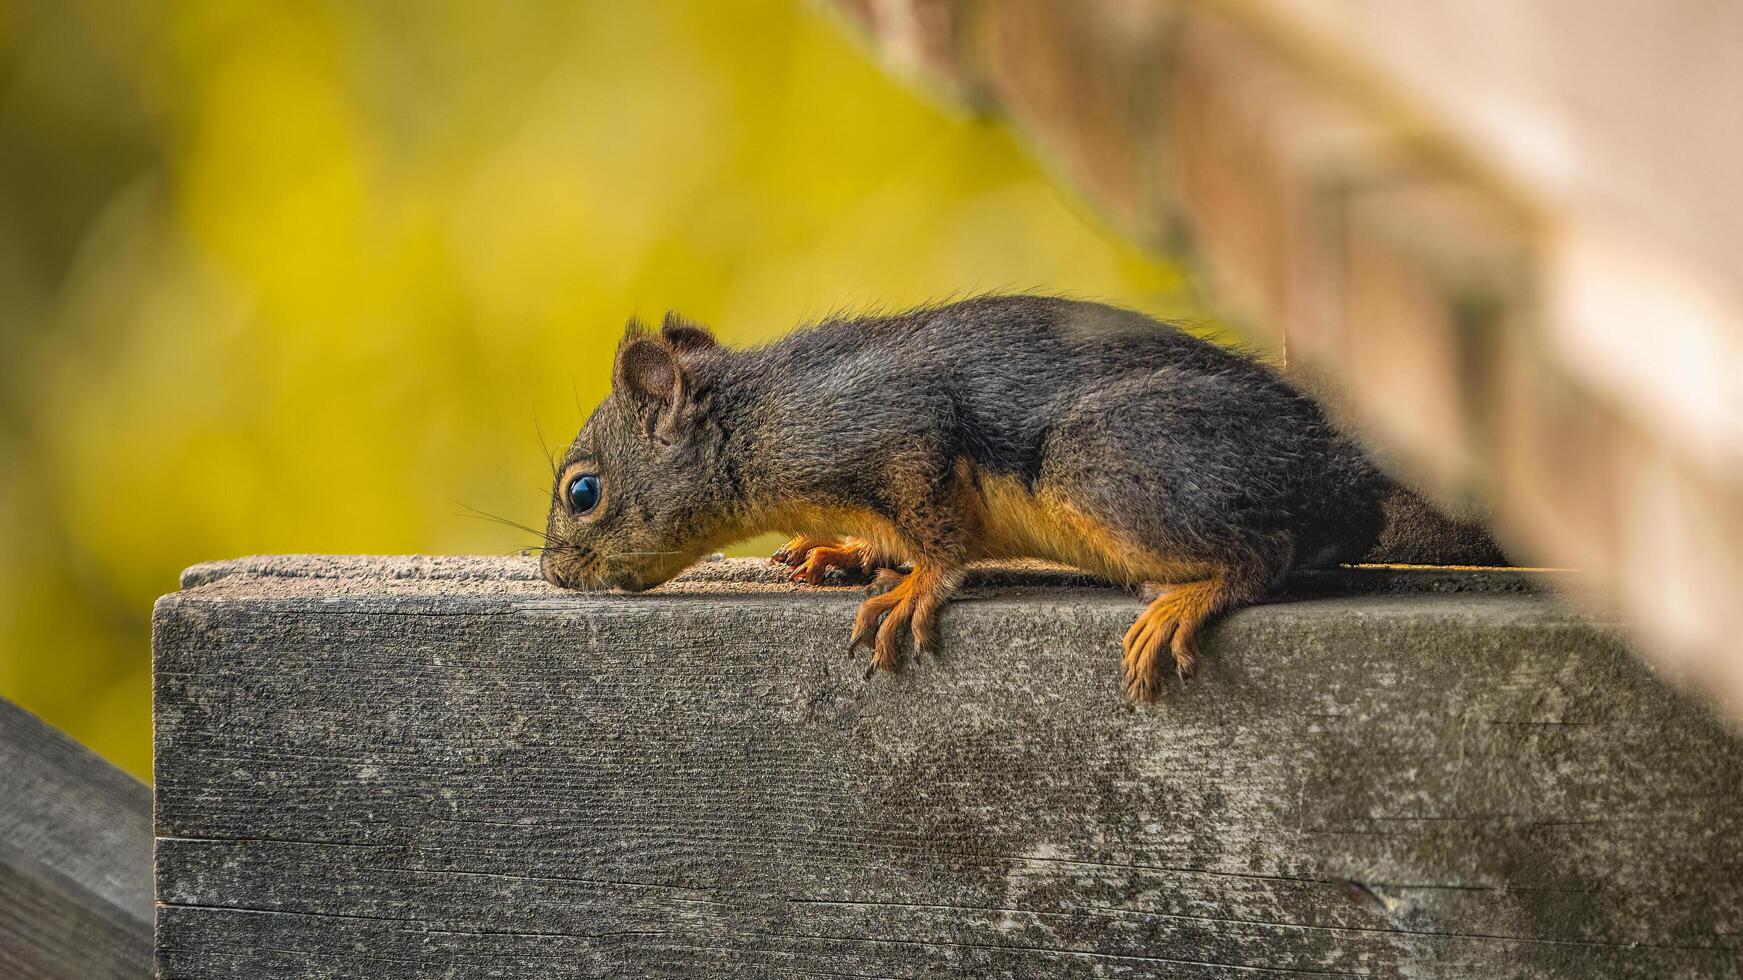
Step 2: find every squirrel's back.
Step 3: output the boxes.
[743,295,1382,552]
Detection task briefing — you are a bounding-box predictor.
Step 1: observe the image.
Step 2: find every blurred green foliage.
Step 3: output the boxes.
[0,0,1196,780]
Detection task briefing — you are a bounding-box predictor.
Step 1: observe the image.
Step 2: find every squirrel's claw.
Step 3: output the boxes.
[866,567,906,595]
[772,534,829,567]
[791,544,866,585]
[1121,612,1179,702]
[850,603,905,674]
[849,565,956,678]
[1121,620,1200,702]
[848,605,880,653]
[850,570,918,674]
[1121,581,1215,701]
[777,536,882,586]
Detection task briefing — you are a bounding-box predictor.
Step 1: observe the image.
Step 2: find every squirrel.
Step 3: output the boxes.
[541,294,1397,700]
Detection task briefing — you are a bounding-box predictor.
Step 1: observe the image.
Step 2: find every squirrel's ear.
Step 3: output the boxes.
[660,311,718,353]
[613,335,690,445]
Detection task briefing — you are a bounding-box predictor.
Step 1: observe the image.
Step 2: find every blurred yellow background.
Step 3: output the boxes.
[0,0,1196,780]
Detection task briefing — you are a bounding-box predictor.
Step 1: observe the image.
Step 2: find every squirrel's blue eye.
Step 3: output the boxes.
[566,474,600,515]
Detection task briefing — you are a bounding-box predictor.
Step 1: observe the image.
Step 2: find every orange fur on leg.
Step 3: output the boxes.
[1121,577,1229,701]
[850,562,961,674]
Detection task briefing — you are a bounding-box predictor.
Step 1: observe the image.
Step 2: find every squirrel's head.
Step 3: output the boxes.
[540,313,737,593]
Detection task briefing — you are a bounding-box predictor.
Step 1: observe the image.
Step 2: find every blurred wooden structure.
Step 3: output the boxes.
[0,698,152,979]
[825,0,1743,719]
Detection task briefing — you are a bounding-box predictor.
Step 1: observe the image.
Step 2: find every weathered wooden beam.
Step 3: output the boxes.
[152,556,1742,977]
[0,698,152,979]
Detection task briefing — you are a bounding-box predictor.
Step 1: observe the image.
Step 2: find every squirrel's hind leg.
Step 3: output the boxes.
[1121,566,1273,701]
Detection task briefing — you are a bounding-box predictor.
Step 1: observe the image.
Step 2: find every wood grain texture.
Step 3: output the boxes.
[1,698,153,979]
[154,556,1743,978]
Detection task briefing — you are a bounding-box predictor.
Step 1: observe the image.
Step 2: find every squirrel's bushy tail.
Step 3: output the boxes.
[1362,483,1511,566]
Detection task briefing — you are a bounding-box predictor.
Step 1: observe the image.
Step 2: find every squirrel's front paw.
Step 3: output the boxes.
[849,566,954,677]
[772,534,832,567]
[776,536,878,585]
[794,544,871,586]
